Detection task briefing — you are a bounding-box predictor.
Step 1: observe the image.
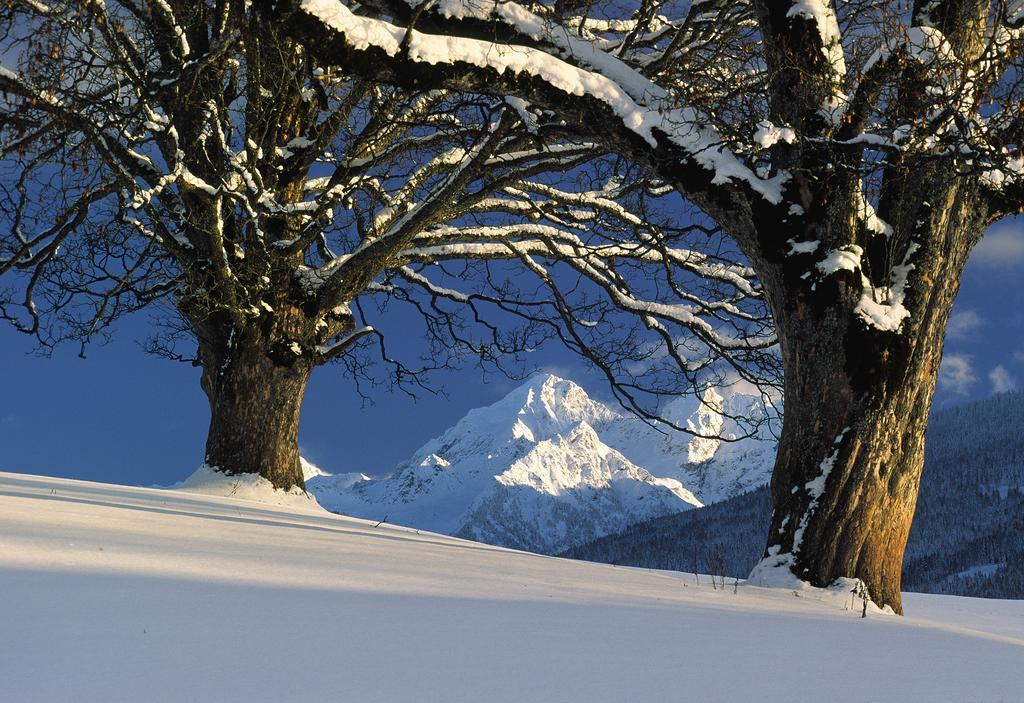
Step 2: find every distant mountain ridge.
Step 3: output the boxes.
[562,391,1024,600]
[306,374,776,553]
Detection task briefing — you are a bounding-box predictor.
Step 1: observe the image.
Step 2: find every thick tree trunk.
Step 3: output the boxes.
[753,302,947,614]
[752,186,986,614]
[194,308,316,491]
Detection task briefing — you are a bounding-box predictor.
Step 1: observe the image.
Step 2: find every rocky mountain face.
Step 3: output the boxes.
[306,374,776,553]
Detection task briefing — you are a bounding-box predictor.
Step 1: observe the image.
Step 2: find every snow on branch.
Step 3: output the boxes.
[786,0,847,85]
[280,0,789,208]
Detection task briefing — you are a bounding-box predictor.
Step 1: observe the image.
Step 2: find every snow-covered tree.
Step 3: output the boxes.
[0,4,777,491]
[263,0,1024,613]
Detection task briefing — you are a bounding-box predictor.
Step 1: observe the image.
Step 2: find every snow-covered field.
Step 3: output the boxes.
[1,471,1022,703]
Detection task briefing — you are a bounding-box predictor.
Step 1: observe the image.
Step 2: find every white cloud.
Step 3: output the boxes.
[717,369,784,404]
[972,224,1024,268]
[1014,351,1024,364]
[945,308,984,340]
[989,365,1018,394]
[938,353,977,395]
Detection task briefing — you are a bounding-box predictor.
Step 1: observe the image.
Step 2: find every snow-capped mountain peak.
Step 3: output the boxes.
[419,454,451,469]
[308,373,775,553]
[493,420,676,497]
[495,374,617,442]
[298,459,371,496]
[685,387,725,464]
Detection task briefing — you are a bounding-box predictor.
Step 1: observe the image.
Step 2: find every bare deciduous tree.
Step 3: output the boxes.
[262,0,1024,612]
[0,2,777,493]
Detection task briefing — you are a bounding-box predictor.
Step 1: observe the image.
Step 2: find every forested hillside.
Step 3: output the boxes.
[563,392,1024,599]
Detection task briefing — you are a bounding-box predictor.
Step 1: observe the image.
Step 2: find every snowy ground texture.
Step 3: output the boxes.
[2,471,1022,703]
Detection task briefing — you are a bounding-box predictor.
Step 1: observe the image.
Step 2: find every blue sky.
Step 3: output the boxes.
[1,219,1021,486]
[933,219,1024,405]
[0,298,608,485]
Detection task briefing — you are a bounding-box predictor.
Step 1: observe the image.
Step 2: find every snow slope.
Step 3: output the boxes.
[308,374,775,552]
[2,471,1022,703]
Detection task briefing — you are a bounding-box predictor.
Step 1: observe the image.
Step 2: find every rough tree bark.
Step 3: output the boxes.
[752,172,988,612]
[194,308,317,490]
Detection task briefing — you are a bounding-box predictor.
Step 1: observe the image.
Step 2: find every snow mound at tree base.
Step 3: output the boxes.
[171,464,324,512]
[746,555,898,615]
